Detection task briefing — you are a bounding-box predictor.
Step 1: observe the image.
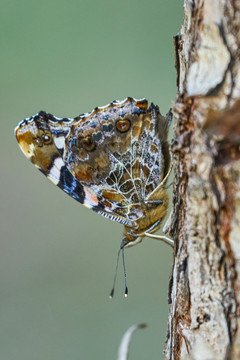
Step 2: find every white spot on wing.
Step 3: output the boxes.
[48,157,65,184]
[54,136,65,150]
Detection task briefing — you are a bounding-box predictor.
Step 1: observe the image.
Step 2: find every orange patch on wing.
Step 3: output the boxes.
[84,189,99,205]
[16,131,34,145]
[136,99,148,110]
[103,200,112,208]
[102,190,123,202]
[75,165,93,182]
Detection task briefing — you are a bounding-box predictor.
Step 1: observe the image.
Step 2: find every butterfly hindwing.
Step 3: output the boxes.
[64,98,171,222]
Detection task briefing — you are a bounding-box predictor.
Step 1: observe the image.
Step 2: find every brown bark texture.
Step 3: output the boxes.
[164,1,240,359]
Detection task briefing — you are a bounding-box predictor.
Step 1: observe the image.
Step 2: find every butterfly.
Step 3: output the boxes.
[15,97,172,296]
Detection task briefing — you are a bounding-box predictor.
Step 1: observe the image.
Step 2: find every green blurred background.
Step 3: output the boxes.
[1,1,182,359]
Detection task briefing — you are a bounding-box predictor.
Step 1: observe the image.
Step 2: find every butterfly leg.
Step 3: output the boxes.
[143,231,174,247]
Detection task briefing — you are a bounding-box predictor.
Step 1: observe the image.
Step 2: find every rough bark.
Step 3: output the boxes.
[164,1,240,359]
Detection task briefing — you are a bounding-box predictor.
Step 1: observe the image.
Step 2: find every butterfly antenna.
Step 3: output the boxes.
[109,240,128,298]
[122,244,128,297]
[109,244,122,298]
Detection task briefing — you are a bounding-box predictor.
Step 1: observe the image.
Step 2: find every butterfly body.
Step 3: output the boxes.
[15,98,171,247]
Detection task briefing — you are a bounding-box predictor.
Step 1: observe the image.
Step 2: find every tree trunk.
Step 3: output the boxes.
[164,1,240,359]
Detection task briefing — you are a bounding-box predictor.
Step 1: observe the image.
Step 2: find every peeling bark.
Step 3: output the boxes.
[164,1,240,359]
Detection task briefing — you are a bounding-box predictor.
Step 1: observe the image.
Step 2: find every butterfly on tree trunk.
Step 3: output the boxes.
[15,97,173,296]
